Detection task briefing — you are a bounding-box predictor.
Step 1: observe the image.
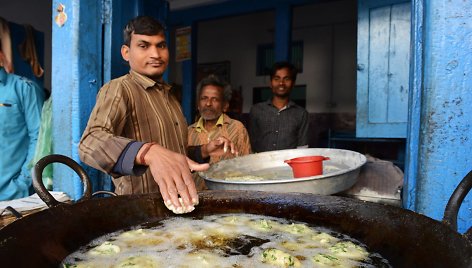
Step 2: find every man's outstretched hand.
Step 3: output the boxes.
[140,143,209,213]
[202,136,238,158]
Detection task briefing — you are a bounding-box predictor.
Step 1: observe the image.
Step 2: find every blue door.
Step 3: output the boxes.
[357,0,411,138]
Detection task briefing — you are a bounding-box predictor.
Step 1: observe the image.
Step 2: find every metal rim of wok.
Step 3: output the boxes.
[0,154,470,267]
[32,154,472,236]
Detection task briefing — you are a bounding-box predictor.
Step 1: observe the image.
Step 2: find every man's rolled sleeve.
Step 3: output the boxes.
[79,81,134,174]
[112,141,147,176]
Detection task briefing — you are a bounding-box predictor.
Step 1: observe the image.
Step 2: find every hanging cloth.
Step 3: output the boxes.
[28,97,53,190]
[0,17,14,73]
[19,24,44,78]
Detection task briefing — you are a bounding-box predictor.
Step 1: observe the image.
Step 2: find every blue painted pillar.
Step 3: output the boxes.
[274,4,292,62]
[404,0,424,214]
[103,0,137,83]
[406,0,472,233]
[181,22,198,123]
[51,0,103,200]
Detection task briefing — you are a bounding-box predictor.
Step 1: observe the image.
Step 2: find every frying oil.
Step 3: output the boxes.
[61,213,391,267]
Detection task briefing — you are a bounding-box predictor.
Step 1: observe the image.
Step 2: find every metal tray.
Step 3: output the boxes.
[199,148,367,195]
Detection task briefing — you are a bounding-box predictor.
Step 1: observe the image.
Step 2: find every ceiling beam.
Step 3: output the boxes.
[168,0,331,24]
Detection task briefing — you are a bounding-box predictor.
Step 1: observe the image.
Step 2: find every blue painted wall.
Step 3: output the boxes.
[405,0,472,233]
[51,0,104,200]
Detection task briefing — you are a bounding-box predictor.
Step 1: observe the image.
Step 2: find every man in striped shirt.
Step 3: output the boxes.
[79,16,235,214]
[188,74,251,165]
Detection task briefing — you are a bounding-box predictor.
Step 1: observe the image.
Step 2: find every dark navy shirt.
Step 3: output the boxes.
[248,99,309,153]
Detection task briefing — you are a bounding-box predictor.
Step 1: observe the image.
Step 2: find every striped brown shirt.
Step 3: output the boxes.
[79,70,188,195]
[188,114,251,164]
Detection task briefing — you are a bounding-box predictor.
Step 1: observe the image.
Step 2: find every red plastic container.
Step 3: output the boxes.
[284,156,330,178]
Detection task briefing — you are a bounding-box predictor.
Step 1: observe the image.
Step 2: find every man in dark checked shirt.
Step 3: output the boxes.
[248,61,309,153]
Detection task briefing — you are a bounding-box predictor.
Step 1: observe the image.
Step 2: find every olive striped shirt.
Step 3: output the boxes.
[79,70,188,195]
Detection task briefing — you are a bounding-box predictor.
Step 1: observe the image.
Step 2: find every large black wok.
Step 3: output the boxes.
[0,155,471,267]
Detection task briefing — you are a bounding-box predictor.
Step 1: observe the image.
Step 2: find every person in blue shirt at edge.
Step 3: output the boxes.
[0,49,45,201]
[248,61,309,153]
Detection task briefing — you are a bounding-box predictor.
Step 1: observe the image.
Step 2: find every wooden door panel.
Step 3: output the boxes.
[368,6,391,123]
[388,3,410,123]
[357,0,411,138]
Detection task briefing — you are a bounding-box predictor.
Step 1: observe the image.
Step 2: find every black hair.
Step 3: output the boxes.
[196,74,232,102]
[123,16,165,46]
[269,61,298,81]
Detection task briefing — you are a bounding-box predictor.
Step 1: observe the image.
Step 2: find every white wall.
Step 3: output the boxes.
[198,11,276,112]
[293,0,357,113]
[170,0,357,114]
[0,0,52,90]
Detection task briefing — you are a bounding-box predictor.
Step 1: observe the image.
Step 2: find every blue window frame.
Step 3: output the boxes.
[256,41,304,76]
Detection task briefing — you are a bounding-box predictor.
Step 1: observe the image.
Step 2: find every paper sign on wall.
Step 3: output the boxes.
[175,26,191,62]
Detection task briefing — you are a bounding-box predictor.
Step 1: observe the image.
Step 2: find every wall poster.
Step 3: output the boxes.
[175,26,191,62]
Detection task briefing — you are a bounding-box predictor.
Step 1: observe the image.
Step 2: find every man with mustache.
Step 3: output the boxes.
[249,61,309,153]
[188,74,251,166]
[79,16,235,214]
